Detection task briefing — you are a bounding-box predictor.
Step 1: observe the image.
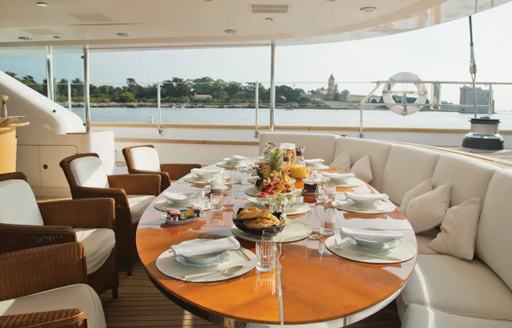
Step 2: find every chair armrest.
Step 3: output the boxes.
[0,309,87,328]
[0,223,76,254]
[39,198,115,229]
[160,163,202,181]
[129,169,170,191]
[0,242,86,300]
[108,174,161,196]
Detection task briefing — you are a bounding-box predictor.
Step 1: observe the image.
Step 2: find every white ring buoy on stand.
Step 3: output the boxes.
[382,72,428,115]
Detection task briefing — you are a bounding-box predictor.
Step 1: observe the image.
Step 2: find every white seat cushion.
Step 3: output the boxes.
[382,145,439,205]
[400,254,512,321]
[432,154,495,206]
[70,156,110,188]
[75,228,115,274]
[333,137,391,190]
[0,179,44,226]
[128,147,161,172]
[259,132,338,163]
[127,195,155,223]
[402,304,512,328]
[0,283,106,328]
[477,169,512,290]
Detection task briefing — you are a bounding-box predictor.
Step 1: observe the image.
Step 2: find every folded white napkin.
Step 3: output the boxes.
[341,226,403,243]
[171,237,240,257]
[323,172,355,180]
[341,218,411,231]
[345,192,389,202]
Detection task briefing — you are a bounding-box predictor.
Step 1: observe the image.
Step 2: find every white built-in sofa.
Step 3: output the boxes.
[259,132,512,328]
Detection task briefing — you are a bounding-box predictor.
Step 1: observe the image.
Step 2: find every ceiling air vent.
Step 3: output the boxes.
[251,3,289,14]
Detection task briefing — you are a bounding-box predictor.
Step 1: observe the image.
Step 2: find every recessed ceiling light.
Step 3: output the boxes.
[52,35,61,39]
[265,17,274,21]
[224,29,237,34]
[360,6,377,12]
[116,32,130,37]
[36,1,48,7]
[18,36,32,40]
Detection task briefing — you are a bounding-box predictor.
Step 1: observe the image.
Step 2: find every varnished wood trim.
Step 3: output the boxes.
[115,137,259,146]
[93,122,512,135]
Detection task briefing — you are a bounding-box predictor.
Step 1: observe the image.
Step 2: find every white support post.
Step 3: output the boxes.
[269,41,276,132]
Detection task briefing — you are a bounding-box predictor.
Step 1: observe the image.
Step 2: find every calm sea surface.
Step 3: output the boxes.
[72,107,512,129]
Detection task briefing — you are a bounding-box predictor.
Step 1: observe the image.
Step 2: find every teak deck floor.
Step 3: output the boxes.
[100,263,401,328]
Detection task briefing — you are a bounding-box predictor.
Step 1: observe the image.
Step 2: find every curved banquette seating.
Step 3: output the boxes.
[259,132,512,328]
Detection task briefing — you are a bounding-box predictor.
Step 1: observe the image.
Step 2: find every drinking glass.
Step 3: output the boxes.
[307,205,322,240]
[321,207,336,236]
[210,192,224,212]
[256,229,278,272]
[324,183,337,201]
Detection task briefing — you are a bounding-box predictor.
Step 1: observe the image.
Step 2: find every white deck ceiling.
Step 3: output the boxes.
[0,0,510,48]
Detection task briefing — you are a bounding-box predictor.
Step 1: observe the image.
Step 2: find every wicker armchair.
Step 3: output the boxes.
[60,153,161,275]
[0,242,106,328]
[122,144,201,191]
[0,172,118,298]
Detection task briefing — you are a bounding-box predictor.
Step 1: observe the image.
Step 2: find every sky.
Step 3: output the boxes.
[1,2,512,109]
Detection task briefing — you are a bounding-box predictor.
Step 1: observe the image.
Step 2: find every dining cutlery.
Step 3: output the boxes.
[183,263,248,280]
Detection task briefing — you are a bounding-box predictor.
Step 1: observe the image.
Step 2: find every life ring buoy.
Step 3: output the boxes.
[382,72,428,115]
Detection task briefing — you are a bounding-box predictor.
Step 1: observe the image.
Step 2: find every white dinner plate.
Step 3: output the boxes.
[160,214,201,226]
[155,248,256,283]
[216,161,250,169]
[153,199,211,212]
[175,251,229,267]
[325,235,416,264]
[245,201,311,216]
[332,200,396,214]
[183,175,213,185]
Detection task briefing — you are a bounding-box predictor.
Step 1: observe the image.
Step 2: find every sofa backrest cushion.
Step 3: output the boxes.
[333,137,391,190]
[432,154,495,207]
[69,156,110,188]
[477,169,512,290]
[0,179,44,225]
[127,147,161,172]
[382,145,440,205]
[259,132,338,163]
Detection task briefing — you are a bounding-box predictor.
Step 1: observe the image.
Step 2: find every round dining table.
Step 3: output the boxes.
[136,170,417,327]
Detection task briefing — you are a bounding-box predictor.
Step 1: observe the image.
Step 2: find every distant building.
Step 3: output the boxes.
[313,74,338,96]
[327,74,338,95]
[459,85,494,114]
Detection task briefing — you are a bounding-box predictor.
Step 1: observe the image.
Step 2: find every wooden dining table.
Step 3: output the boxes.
[136,170,417,327]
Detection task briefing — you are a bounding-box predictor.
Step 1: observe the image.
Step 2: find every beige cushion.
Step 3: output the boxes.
[477,169,512,290]
[400,254,512,321]
[432,154,495,206]
[128,147,161,172]
[0,283,106,328]
[0,179,44,226]
[400,179,433,214]
[351,155,373,183]
[430,198,481,260]
[70,156,109,188]
[75,228,115,274]
[402,304,512,328]
[333,137,391,190]
[259,132,338,163]
[407,184,451,233]
[127,195,155,223]
[330,151,351,170]
[382,145,439,205]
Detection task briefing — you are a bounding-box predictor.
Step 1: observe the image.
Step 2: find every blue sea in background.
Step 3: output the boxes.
[71,107,512,129]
